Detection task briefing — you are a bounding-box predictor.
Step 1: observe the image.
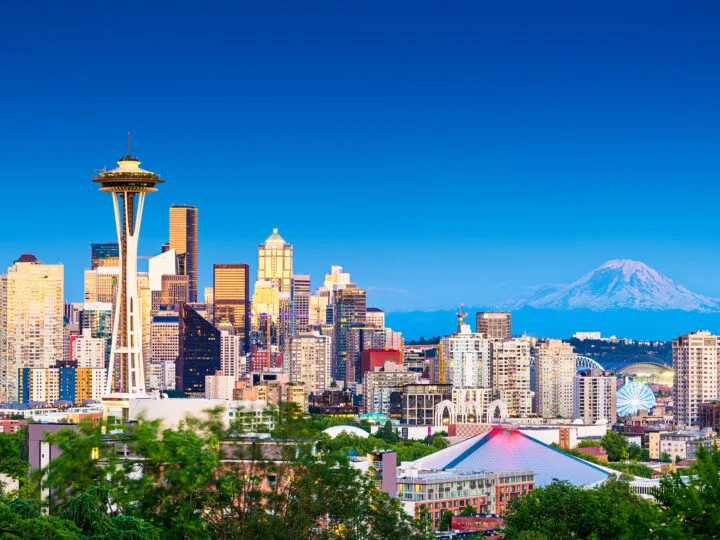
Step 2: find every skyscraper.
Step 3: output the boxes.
[491,338,532,417]
[91,242,119,269]
[673,330,720,426]
[291,274,311,334]
[439,313,491,389]
[574,369,617,425]
[332,284,367,384]
[93,150,163,396]
[475,312,512,340]
[169,205,199,302]
[0,254,64,403]
[258,228,293,293]
[213,264,249,351]
[288,334,332,395]
[535,339,577,419]
[177,303,220,396]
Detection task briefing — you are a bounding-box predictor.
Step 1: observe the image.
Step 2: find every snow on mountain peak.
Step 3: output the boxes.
[502,260,720,312]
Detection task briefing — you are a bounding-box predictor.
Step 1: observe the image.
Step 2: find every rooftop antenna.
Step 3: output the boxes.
[127,132,132,157]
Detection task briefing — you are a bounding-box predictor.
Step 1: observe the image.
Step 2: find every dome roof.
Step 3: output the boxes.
[322,425,370,439]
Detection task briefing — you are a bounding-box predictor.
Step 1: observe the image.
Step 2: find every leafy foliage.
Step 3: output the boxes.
[601,431,630,462]
[503,477,661,539]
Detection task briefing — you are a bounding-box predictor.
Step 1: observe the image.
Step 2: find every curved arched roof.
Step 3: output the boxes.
[617,362,674,376]
[322,425,370,439]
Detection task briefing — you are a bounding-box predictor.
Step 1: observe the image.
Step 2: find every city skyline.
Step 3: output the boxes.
[3,3,720,314]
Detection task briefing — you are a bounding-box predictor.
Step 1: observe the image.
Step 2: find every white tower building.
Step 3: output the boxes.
[93,144,164,400]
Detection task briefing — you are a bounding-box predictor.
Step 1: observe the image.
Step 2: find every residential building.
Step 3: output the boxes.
[288,333,332,395]
[368,450,397,497]
[75,368,107,403]
[491,339,532,417]
[699,402,720,432]
[573,369,617,425]
[205,371,236,400]
[332,284,367,383]
[397,469,535,527]
[258,228,293,293]
[220,331,245,380]
[169,205,199,302]
[74,329,106,369]
[77,302,112,368]
[439,321,491,388]
[291,275,311,334]
[673,330,720,427]
[363,362,418,414]
[390,384,453,425]
[535,339,577,419]
[384,328,403,349]
[177,304,220,396]
[475,312,511,340]
[213,264,249,351]
[366,307,385,329]
[0,255,63,403]
[660,430,716,461]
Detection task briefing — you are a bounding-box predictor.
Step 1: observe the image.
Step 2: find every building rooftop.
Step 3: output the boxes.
[408,427,611,487]
[262,228,288,246]
[14,253,40,264]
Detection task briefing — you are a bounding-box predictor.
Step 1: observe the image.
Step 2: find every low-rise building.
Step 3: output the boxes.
[397,469,534,528]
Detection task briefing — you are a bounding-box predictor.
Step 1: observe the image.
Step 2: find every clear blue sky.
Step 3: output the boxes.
[2,1,720,312]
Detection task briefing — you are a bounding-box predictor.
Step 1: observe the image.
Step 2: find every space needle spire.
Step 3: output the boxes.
[93,142,164,399]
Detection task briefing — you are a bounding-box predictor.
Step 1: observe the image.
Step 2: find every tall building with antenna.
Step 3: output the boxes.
[93,139,163,404]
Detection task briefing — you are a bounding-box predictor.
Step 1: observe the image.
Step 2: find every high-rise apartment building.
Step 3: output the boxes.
[213,264,249,351]
[291,275,311,334]
[0,254,64,403]
[169,205,198,302]
[150,311,180,365]
[220,331,244,380]
[74,329,106,369]
[332,284,367,384]
[476,312,511,340]
[77,302,112,368]
[91,242,119,269]
[439,319,491,388]
[258,229,293,293]
[288,333,332,395]
[535,339,577,419]
[177,303,220,396]
[366,307,385,329]
[673,330,720,426]
[573,369,617,425]
[363,363,417,414]
[491,339,532,417]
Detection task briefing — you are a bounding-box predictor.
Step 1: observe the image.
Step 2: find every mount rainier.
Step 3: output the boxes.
[501,259,720,312]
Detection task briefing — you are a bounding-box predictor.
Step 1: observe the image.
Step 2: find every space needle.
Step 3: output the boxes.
[93,138,163,414]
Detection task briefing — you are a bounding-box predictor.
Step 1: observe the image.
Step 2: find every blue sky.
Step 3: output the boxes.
[2,1,720,312]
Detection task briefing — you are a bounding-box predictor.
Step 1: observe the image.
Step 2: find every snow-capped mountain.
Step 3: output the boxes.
[501,259,720,312]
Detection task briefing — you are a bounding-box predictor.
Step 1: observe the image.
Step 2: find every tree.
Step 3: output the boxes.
[577,439,602,448]
[660,452,672,463]
[654,444,720,538]
[460,504,476,516]
[503,478,661,539]
[376,420,399,445]
[601,431,629,462]
[438,510,453,531]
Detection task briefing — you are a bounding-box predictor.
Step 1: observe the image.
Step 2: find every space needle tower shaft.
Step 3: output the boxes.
[93,139,164,396]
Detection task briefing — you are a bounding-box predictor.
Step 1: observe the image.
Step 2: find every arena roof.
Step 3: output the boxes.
[409,427,611,487]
